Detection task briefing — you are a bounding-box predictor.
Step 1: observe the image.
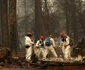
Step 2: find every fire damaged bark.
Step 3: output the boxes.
[0,0,9,47]
[44,0,50,35]
[35,0,46,41]
[0,1,2,45]
[69,0,79,44]
[9,0,18,55]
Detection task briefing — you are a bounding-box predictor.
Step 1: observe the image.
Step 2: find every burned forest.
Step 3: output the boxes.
[0,0,85,70]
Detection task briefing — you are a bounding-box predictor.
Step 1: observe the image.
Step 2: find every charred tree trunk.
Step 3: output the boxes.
[70,0,79,44]
[65,12,69,35]
[9,0,19,55]
[44,0,50,36]
[0,1,2,45]
[35,0,46,41]
[77,0,85,37]
[64,0,70,35]
[0,0,9,47]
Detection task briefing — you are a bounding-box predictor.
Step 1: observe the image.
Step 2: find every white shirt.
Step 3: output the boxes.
[65,36,70,45]
[25,36,34,46]
[50,37,56,47]
[60,36,70,46]
[36,39,45,47]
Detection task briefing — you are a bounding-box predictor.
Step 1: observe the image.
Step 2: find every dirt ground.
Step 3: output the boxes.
[0,66,35,70]
[0,62,41,70]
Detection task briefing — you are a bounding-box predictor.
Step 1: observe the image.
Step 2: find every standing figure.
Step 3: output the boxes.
[35,36,47,60]
[60,33,71,60]
[60,33,66,57]
[45,35,58,58]
[63,34,71,60]
[25,32,34,62]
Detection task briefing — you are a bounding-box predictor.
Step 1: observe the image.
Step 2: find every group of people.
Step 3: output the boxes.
[25,32,72,62]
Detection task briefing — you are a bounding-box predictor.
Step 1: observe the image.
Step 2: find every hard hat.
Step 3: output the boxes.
[60,32,64,37]
[63,34,67,37]
[40,36,44,40]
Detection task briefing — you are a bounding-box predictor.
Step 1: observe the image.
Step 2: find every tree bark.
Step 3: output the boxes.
[9,0,19,55]
[44,0,50,36]
[0,1,2,45]
[0,0,9,47]
[70,0,79,44]
[64,0,70,35]
[35,0,46,41]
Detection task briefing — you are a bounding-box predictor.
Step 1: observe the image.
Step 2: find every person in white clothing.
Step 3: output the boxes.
[45,35,58,58]
[60,33,71,60]
[25,32,34,62]
[35,36,47,60]
[60,32,66,57]
[63,34,71,60]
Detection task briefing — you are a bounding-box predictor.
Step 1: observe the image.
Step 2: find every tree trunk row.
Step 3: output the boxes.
[0,0,18,55]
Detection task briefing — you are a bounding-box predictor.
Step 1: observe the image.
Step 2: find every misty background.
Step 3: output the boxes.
[0,0,85,52]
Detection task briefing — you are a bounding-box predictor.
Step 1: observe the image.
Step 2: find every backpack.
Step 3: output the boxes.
[45,37,52,46]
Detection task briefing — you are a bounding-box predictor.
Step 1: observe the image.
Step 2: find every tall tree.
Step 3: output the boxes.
[70,0,79,44]
[9,0,19,54]
[77,0,85,36]
[35,0,46,41]
[0,0,9,47]
[64,0,70,35]
[44,0,50,35]
[0,1,2,45]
